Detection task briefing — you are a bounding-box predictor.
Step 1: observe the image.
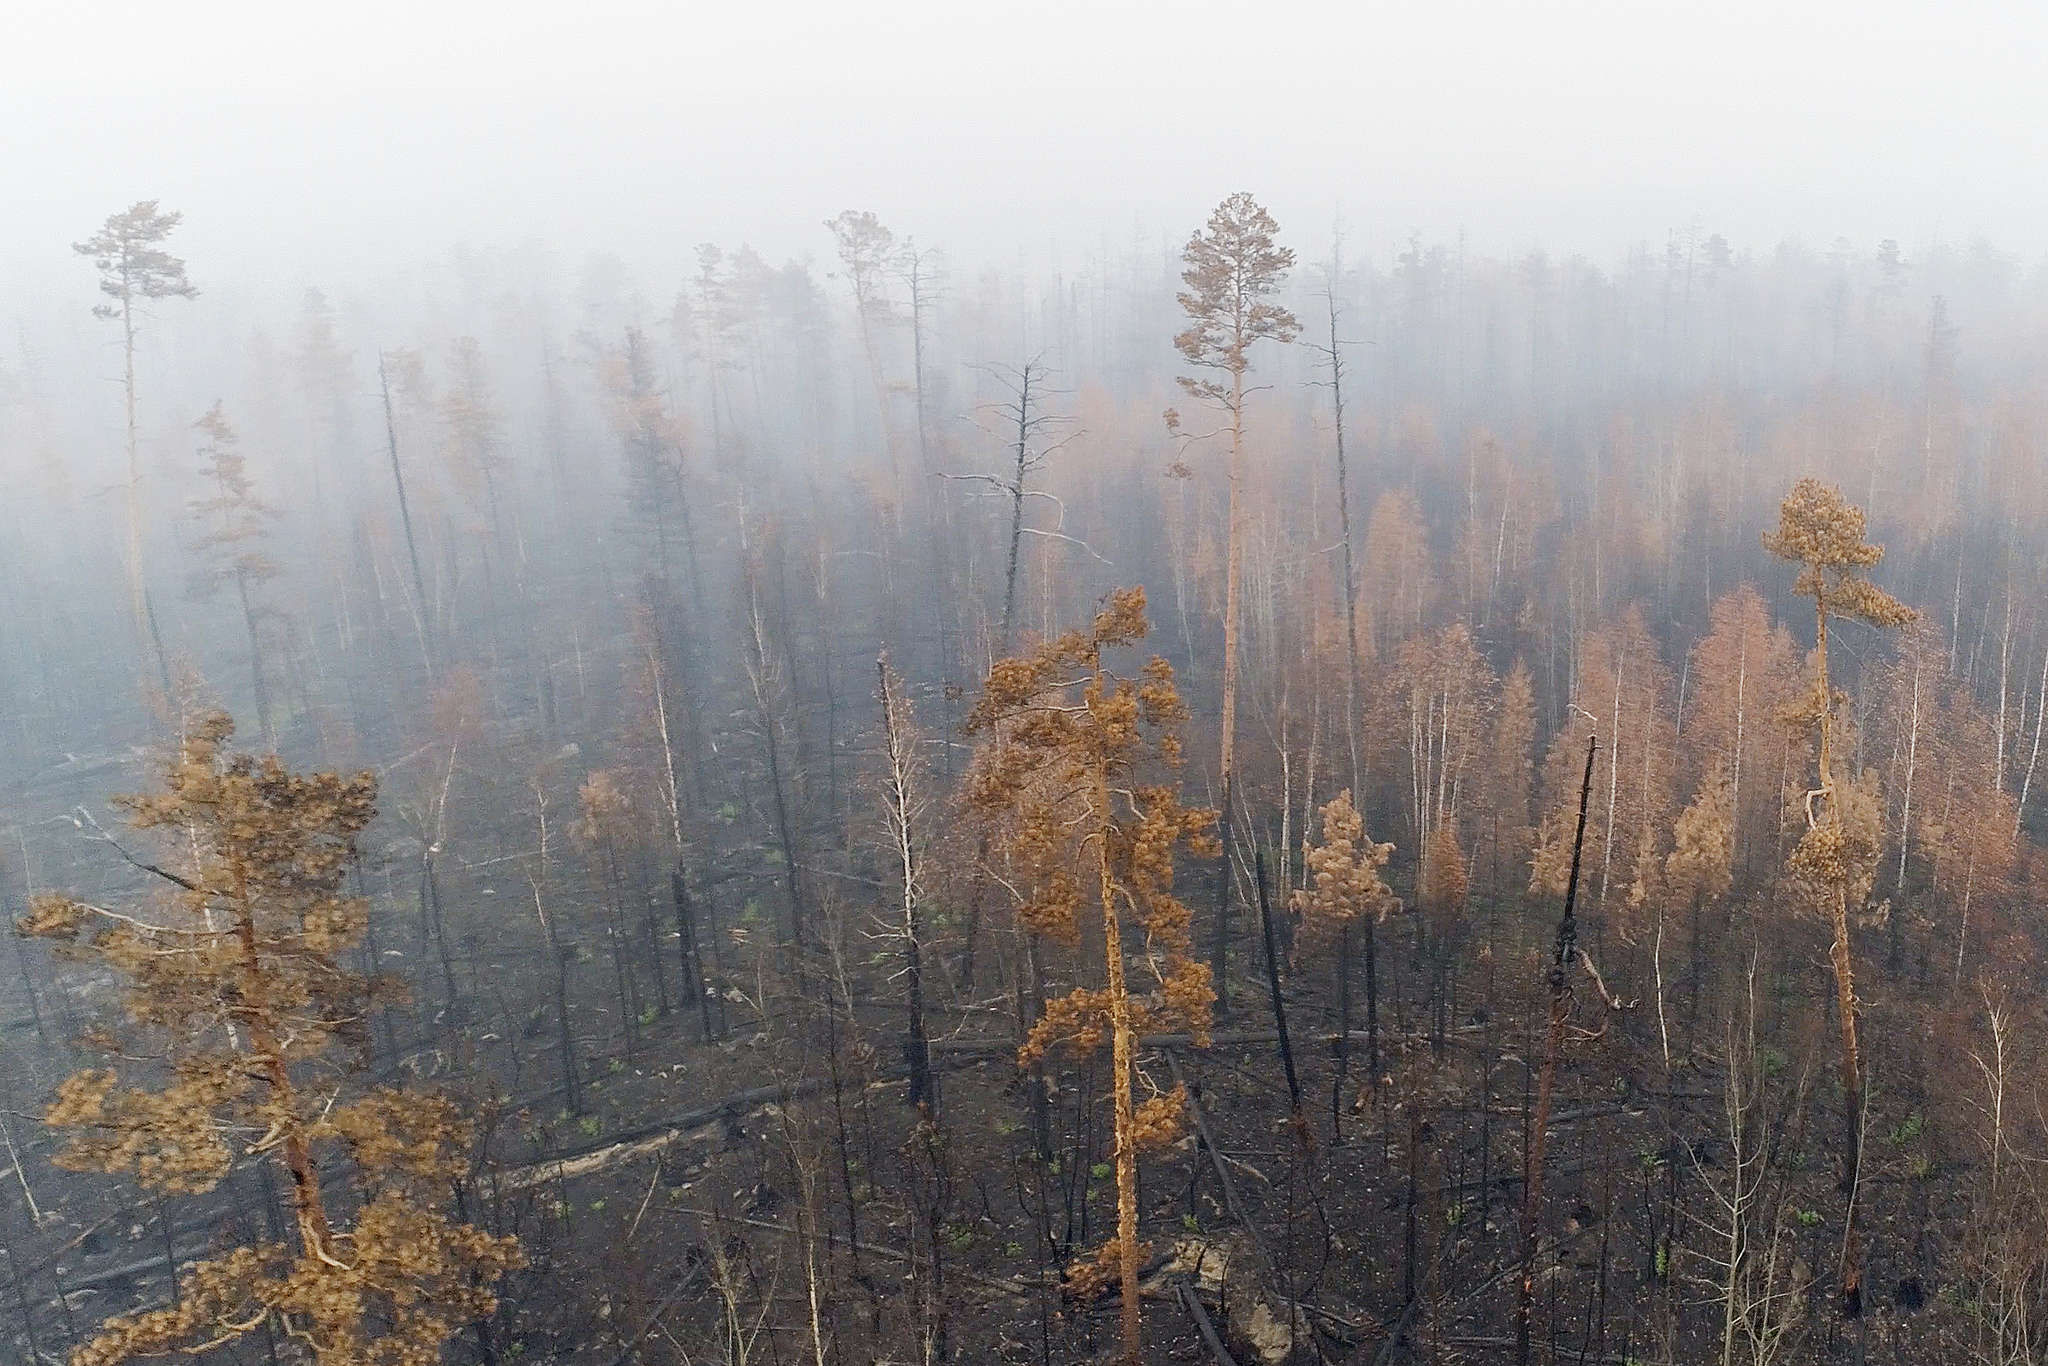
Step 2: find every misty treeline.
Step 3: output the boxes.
[3,194,2048,1365]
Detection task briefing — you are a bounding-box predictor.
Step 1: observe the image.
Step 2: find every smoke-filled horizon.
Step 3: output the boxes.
[6,0,2046,295]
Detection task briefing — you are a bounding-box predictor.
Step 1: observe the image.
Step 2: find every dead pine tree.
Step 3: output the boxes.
[1517,734,1598,1366]
[1168,192,1300,1014]
[966,587,1217,1366]
[19,712,521,1364]
[1763,477,1913,1319]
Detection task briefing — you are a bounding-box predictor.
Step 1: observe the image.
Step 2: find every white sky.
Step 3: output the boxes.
[4,0,2046,291]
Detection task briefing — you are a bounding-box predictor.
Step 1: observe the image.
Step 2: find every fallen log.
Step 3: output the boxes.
[1178,1280,1244,1366]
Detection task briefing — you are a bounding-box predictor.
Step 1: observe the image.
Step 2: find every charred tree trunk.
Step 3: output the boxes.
[1516,735,1598,1366]
[422,855,460,1026]
[1332,921,1351,1138]
[671,868,714,1043]
[1320,273,1366,798]
[599,842,640,1057]
[1255,849,1303,1122]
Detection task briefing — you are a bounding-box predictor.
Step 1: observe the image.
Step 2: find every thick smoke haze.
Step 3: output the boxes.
[13,6,2048,1366]
[7,0,2045,295]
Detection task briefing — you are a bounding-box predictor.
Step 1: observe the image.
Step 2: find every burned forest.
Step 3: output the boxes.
[10,48,2048,1364]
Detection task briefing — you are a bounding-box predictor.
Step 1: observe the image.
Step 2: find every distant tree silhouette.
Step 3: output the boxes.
[75,200,198,693]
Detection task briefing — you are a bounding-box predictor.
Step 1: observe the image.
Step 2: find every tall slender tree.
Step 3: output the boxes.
[75,201,198,690]
[1764,477,1913,1317]
[1310,248,1366,794]
[1169,192,1299,1010]
[1517,735,1598,1366]
[875,656,934,1110]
